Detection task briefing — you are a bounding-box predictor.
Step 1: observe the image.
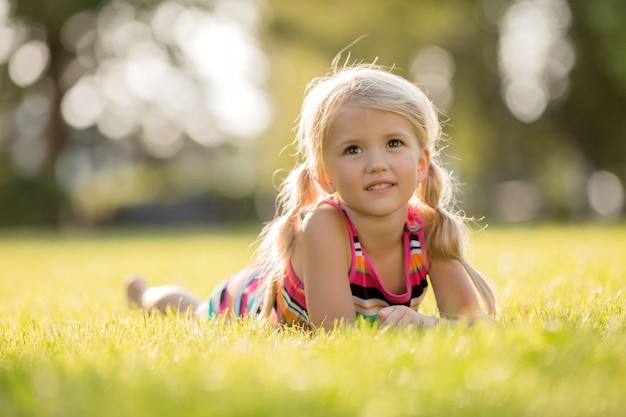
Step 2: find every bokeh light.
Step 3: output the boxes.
[61,11,97,53]
[493,180,542,222]
[0,25,19,65]
[0,0,623,225]
[58,0,273,149]
[0,0,19,66]
[50,0,273,217]
[587,171,624,217]
[410,45,455,110]
[10,81,53,177]
[61,77,105,129]
[498,0,574,122]
[8,39,50,87]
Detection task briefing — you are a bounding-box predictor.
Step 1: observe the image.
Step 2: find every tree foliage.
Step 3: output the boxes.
[0,0,624,225]
[264,0,626,218]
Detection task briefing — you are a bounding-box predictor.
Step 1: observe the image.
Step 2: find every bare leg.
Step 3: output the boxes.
[125,274,201,314]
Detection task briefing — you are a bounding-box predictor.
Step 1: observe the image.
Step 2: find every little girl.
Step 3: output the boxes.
[126,64,496,330]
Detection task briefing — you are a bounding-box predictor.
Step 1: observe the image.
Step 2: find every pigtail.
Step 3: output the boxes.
[257,163,324,319]
[422,162,497,317]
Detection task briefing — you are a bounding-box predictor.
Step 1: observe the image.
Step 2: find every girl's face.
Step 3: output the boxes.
[322,105,429,218]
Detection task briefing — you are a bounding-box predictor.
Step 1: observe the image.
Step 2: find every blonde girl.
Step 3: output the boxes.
[126,64,496,329]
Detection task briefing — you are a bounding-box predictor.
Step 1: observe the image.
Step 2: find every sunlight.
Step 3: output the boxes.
[140,109,184,159]
[498,0,574,122]
[46,0,274,213]
[97,103,137,140]
[58,0,272,153]
[95,59,139,139]
[181,107,220,147]
[8,80,53,177]
[410,45,455,110]
[175,9,272,138]
[151,1,185,45]
[210,83,273,139]
[0,22,18,65]
[0,0,8,21]
[61,11,97,53]
[587,170,624,217]
[503,77,547,123]
[124,42,171,102]
[61,77,105,129]
[8,39,50,87]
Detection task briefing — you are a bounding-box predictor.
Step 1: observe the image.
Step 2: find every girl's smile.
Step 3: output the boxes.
[366,181,395,192]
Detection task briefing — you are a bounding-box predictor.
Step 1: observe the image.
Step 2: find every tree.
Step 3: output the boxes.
[262,0,626,218]
[1,0,624,225]
[0,0,102,224]
[558,1,626,178]
[1,0,273,224]
[13,0,103,168]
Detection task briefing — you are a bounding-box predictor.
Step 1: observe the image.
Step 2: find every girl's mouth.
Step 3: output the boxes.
[367,183,393,191]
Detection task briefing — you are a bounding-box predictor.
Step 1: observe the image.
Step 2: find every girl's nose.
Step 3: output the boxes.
[366,148,388,173]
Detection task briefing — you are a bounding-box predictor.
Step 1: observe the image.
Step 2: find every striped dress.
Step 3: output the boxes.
[205,199,431,326]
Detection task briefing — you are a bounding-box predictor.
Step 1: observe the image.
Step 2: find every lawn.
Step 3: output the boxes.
[0,223,624,416]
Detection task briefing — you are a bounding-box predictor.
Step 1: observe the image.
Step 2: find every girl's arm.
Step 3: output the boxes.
[428,258,481,319]
[377,258,483,329]
[298,204,356,329]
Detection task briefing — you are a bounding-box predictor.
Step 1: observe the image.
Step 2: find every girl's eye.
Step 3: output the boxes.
[388,139,403,148]
[345,146,361,155]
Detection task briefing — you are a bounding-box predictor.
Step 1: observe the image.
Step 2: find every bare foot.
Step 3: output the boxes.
[125,274,148,309]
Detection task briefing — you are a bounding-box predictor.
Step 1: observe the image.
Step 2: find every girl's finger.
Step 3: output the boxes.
[377,306,395,322]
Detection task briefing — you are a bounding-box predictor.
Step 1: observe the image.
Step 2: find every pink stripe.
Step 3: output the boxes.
[284,263,307,307]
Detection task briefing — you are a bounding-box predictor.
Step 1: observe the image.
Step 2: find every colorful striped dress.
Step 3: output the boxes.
[205,199,431,326]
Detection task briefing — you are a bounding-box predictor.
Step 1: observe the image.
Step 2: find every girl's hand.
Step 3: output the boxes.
[377,306,439,329]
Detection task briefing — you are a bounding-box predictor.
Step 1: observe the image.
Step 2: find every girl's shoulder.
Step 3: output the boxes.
[301,201,346,234]
[291,201,352,289]
[299,200,354,252]
[295,201,351,267]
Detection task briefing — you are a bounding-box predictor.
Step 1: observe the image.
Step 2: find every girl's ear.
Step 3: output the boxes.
[418,149,431,183]
[317,171,336,193]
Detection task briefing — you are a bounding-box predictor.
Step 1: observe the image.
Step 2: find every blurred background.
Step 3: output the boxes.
[0,0,624,227]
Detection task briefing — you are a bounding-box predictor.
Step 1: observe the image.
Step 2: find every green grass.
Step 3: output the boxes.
[0,223,624,416]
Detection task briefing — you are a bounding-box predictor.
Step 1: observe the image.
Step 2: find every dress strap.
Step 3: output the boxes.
[406,204,425,232]
[406,204,430,269]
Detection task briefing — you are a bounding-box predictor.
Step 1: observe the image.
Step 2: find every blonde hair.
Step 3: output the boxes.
[256,64,496,318]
